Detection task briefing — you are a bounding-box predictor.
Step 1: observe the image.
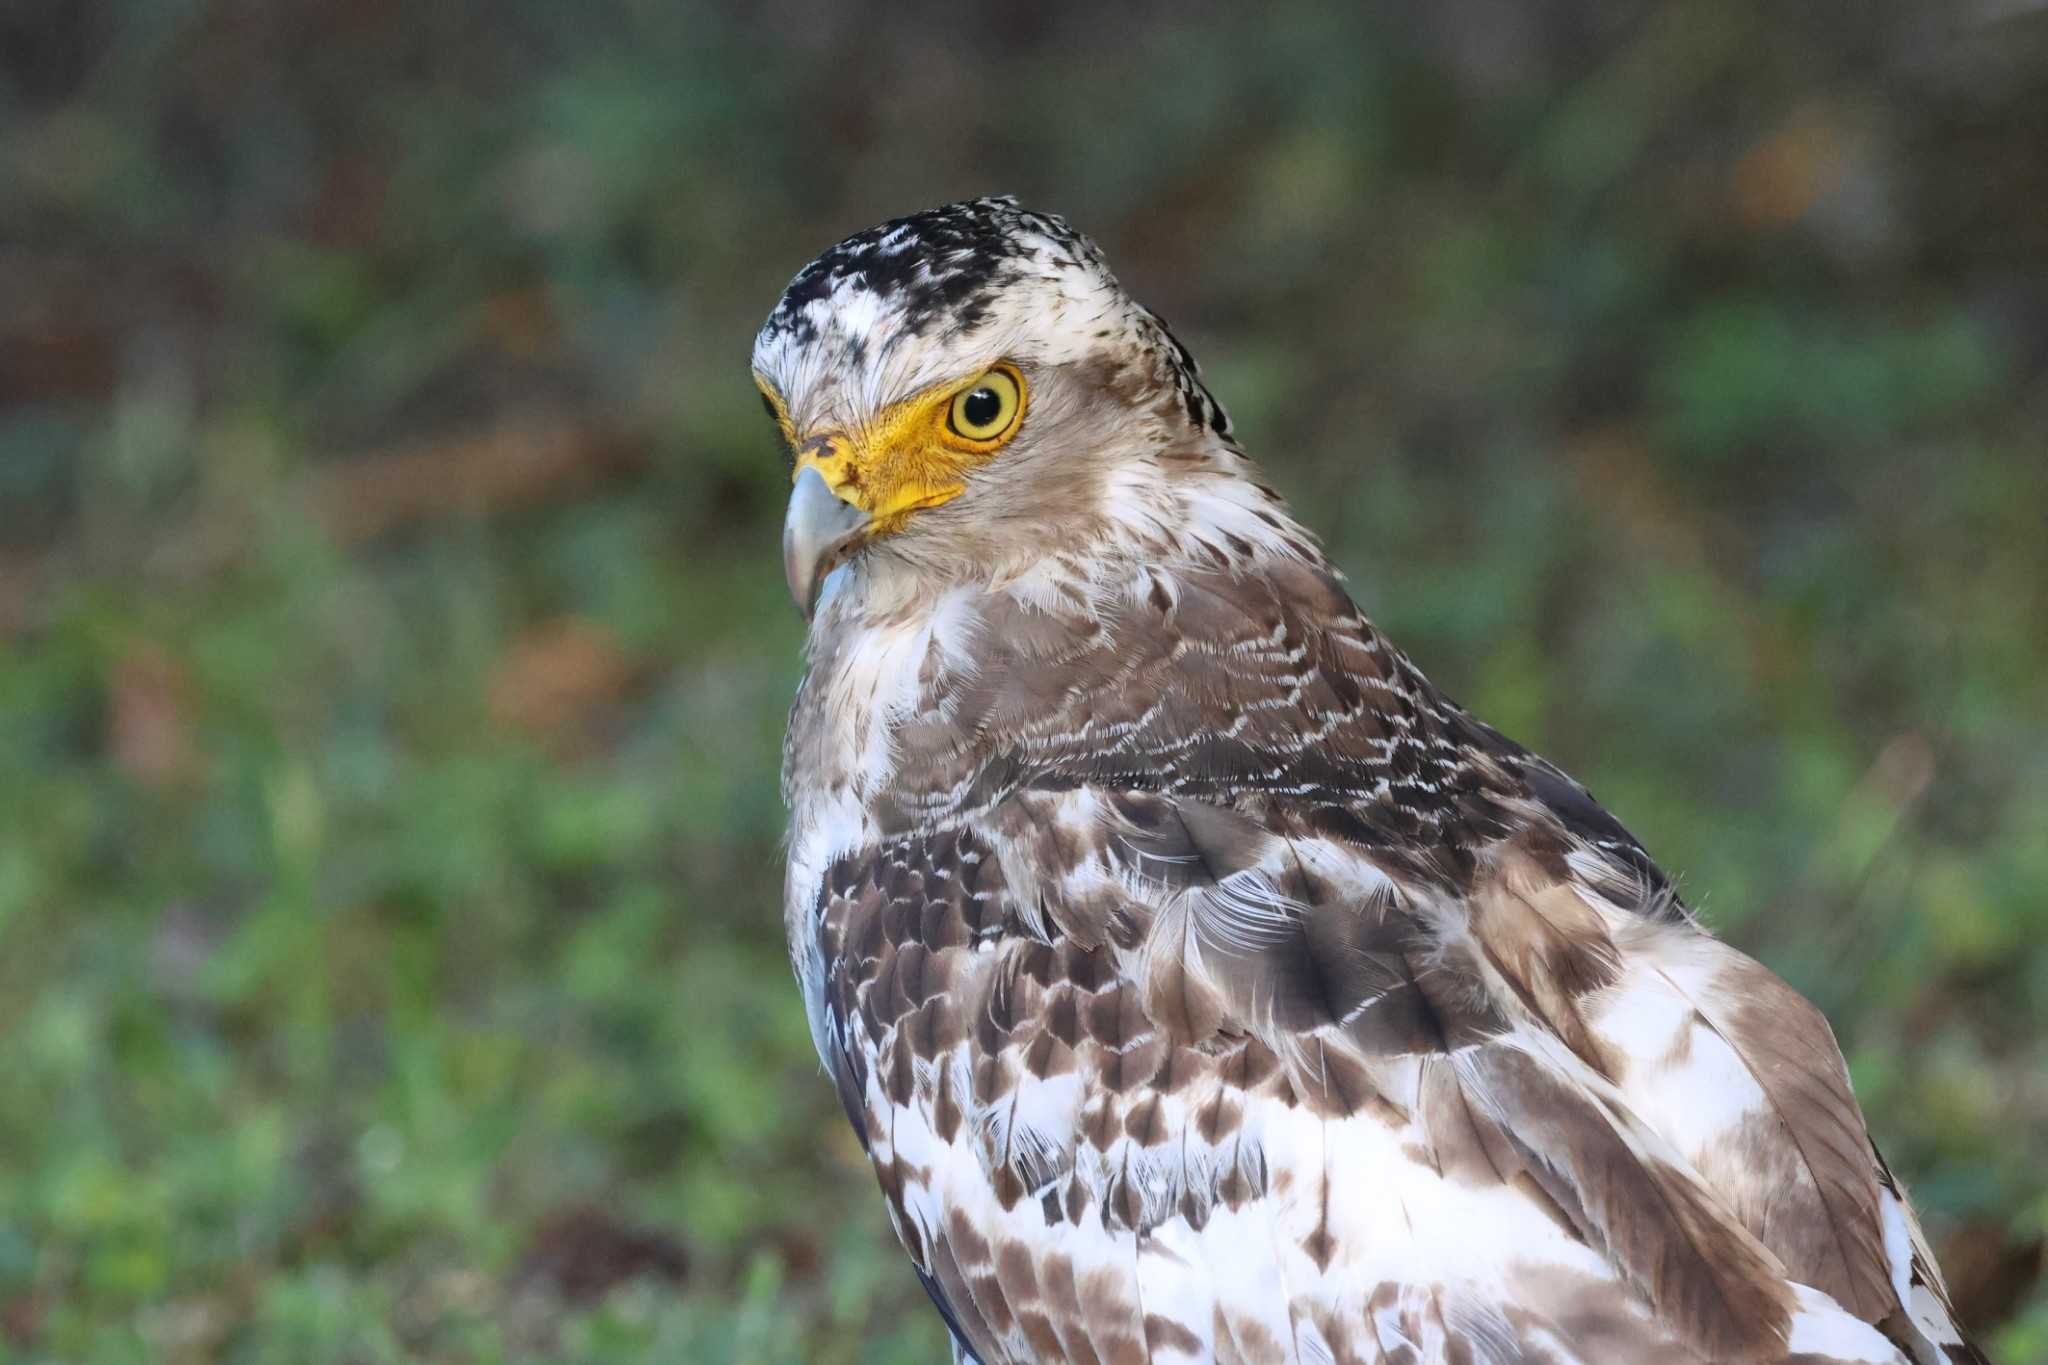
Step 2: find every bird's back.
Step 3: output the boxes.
[785,555,1979,1365]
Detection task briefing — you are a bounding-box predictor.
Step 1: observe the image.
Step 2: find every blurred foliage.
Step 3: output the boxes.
[1,0,2045,1360]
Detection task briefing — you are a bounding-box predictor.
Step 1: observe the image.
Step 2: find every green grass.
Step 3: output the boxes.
[0,496,953,1361]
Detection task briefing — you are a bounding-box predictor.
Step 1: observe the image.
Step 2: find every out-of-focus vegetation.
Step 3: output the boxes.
[1,1,2044,1359]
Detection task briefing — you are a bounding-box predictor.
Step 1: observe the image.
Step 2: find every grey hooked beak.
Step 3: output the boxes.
[783,464,871,620]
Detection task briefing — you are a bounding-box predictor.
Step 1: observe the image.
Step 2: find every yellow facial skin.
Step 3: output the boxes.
[760,365,1028,537]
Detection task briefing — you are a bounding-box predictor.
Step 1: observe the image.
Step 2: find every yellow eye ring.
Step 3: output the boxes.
[945,366,1024,446]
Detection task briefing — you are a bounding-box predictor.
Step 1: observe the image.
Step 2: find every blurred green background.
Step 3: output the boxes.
[2,1,2045,1360]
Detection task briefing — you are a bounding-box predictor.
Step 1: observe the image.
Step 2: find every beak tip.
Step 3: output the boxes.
[783,464,870,622]
[785,558,820,623]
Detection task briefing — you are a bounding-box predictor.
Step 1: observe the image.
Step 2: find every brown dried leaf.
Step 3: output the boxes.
[309,416,641,545]
[109,643,204,790]
[515,1205,690,1305]
[486,618,636,745]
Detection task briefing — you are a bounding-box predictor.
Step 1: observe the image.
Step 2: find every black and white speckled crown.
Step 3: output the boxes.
[754,197,1231,439]
[759,196,1096,348]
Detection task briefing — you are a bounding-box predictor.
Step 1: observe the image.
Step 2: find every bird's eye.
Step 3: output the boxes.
[946,366,1023,444]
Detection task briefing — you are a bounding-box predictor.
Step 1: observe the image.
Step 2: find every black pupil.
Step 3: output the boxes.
[961,387,1002,430]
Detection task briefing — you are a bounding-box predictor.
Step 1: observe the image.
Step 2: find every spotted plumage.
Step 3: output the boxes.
[757,197,1982,1364]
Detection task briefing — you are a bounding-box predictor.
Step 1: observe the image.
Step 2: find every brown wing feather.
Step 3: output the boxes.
[1651,948,1898,1324]
[1467,850,1626,1072]
[990,784,1861,1358]
[1458,1041,1800,1359]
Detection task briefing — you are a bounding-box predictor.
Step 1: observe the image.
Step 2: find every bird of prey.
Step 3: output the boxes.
[757,197,1980,1364]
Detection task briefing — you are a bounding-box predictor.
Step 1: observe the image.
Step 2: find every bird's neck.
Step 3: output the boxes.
[782,468,1348,874]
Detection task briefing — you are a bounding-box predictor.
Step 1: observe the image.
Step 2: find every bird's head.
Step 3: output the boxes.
[753,196,1253,620]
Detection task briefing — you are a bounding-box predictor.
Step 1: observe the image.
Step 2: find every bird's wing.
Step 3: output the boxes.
[806,560,1977,1363]
[812,799,1961,1363]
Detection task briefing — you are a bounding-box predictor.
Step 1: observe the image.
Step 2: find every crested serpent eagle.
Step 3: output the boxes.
[755,197,1981,1365]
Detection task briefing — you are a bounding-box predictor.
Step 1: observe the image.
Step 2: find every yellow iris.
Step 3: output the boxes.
[945,366,1024,446]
